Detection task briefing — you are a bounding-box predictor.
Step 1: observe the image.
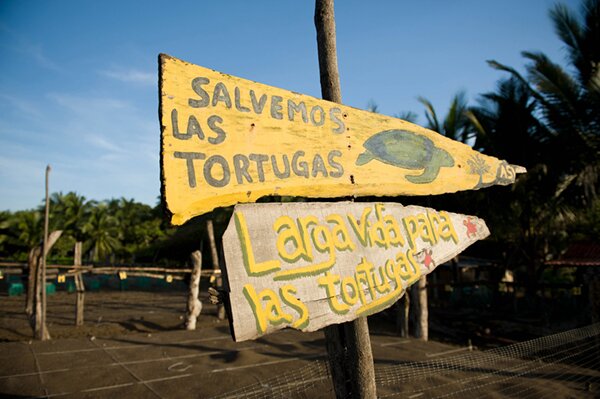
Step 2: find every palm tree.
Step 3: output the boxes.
[50,191,90,241]
[418,91,473,143]
[13,210,43,249]
[83,203,120,263]
[484,0,599,206]
[465,0,600,292]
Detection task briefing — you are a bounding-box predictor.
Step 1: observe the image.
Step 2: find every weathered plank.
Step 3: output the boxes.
[222,202,489,342]
[159,55,526,225]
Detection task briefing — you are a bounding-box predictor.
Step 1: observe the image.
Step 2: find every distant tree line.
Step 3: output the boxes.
[0,193,174,264]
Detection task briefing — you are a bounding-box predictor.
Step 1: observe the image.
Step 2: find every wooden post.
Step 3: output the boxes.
[28,231,61,340]
[315,1,376,397]
[411,276,428,341]
[207,220,225,320]
[396,294,410,337]
[74,241,85,326]
[186,250,203,330]
[26,247,39,316]
[36,165,51,341]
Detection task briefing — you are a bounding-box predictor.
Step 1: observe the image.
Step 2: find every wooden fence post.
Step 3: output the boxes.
[315,1,376,397]
[26,247,39,317]
[207,220,225,320]
[40,165,51,340]
[28,230,62,340]
[186,250,203,330]
[74,241,85,326]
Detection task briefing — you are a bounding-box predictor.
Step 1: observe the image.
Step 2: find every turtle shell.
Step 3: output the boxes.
[362,130,434,170]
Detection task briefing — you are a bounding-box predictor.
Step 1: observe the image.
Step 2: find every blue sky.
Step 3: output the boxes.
[0,0,576,211]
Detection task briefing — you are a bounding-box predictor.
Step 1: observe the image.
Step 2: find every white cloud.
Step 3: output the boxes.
[100,67,155,86]
[85,133,127,154]
[47,92,133,113]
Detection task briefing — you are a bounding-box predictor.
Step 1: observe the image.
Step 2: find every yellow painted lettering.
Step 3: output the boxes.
[402,215,419,249]
[417,213,437,245]
[355,257,377,301]
[280,284,309,329]
[317,272,349,314]
[274,215,304,263]
[326,214,355,251]
[348,207,372,247]
[297,215,318,261]
[242,284,268,333]
[384,213,405,247]
[437,211,459,243]
[341,276,359,306]
[235,212,281,276]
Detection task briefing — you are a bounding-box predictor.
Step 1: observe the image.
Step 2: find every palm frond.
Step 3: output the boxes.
[417,96,441,133]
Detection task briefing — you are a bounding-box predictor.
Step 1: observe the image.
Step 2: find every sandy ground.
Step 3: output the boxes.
[0,290,598,398]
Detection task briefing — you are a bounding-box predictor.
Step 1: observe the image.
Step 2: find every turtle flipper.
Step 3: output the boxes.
[356,151,374,166]
[405,166,441,184]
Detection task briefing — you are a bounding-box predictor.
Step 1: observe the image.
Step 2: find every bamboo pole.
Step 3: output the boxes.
[315,1,376,397]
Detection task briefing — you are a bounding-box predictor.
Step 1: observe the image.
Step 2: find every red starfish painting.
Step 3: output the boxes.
[463,217,478,238]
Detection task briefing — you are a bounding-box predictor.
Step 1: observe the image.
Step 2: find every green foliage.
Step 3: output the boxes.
[0,194,175,265]
[411,0,599,286]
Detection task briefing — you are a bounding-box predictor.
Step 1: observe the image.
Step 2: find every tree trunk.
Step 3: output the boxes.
[207,220,225,320]
[186,250,203,330]
[315,1,376,397]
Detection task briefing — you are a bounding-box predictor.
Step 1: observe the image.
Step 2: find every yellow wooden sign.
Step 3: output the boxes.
[159,54,525,225]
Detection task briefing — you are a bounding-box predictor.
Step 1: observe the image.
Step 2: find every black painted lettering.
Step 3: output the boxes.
[212,82,232,108]
[233,154,252,184]
[250,90,267,114]
[203,155,230,188]
[271,155,291,179]
[328,150,344,178]
[174,151,206,188]
[249,154,269,182]
[189,77,210,108]
[186,115,205,140]
[270,95,283,120]
[207,115,226,144]
[287,100,308,123]
[330,108,345,134]
[292,151,309,178]
[171,109,190,140]
[310,105,325,126]
[234,87,250,113]
[312,154,328,178]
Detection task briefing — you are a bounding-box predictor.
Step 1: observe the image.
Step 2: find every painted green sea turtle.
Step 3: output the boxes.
[356,129,454,184]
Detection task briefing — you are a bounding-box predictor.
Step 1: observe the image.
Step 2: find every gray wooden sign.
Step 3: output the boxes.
[222,202,489,342]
